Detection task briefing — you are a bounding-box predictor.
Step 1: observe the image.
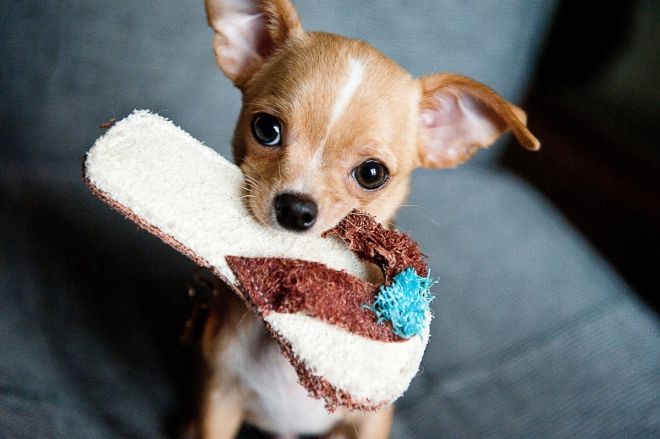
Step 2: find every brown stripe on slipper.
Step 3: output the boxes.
[226,256,404,342]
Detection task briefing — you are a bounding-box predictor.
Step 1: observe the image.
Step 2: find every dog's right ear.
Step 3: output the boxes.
[205,0,303,87]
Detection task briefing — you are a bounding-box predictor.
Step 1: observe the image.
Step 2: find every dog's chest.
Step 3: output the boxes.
[222,314,341,434]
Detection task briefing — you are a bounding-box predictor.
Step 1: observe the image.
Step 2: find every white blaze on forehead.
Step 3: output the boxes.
[288,57,365,193]
[328,57,365,129]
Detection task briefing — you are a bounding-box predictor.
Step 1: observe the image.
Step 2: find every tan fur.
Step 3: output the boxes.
[201,1,539,437]
[199,291,248,439]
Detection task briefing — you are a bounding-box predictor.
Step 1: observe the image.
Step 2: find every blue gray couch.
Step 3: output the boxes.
[1,1,658,437]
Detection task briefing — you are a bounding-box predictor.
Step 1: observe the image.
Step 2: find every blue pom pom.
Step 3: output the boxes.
[366,268,435,339]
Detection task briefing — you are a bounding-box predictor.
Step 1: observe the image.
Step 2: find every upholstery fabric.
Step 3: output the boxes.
[2,0,658,437]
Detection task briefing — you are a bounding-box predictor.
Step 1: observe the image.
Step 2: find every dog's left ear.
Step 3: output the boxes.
[205,0,303,88]
[417,73,540,168]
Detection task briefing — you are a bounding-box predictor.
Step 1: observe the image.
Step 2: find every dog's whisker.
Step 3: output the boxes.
[241,158,266,181]
[240,176,262,191]
[243,176,267,195]
[351,421,360,439]
[238,185,261,199]
[239,179,267,197]
[241,173,260,185]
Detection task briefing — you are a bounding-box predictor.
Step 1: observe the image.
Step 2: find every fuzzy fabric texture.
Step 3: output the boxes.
[226,256,402,342]
[264,312,430,408]
[323,212,428,281]
[368,267,435,339]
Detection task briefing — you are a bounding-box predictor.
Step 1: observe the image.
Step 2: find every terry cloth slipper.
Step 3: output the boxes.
[84,110,434,411]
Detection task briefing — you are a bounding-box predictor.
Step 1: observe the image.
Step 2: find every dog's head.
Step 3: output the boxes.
[205,0,539,233]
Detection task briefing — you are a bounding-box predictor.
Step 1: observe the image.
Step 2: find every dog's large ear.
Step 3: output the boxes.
[417,73,540,168]
[205,0,303,87]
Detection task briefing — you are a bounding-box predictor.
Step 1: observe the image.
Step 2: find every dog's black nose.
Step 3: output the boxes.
[273,192,318,231]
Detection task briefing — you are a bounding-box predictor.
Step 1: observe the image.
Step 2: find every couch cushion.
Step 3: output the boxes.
[393,167,660,437]
[1,162,658,437]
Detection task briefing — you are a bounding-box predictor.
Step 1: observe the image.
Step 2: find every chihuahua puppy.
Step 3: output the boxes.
[199,1,540,438]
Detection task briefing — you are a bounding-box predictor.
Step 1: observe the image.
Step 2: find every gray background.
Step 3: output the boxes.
[1,1,659,437]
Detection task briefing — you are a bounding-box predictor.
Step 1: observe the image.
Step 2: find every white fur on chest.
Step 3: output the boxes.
[221,314,341,435]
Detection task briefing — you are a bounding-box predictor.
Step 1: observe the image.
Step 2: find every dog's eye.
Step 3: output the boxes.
[251,113,282,147]
[353,159,389,190]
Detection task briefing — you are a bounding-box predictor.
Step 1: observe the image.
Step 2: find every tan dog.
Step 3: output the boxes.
[199,1,540,438]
